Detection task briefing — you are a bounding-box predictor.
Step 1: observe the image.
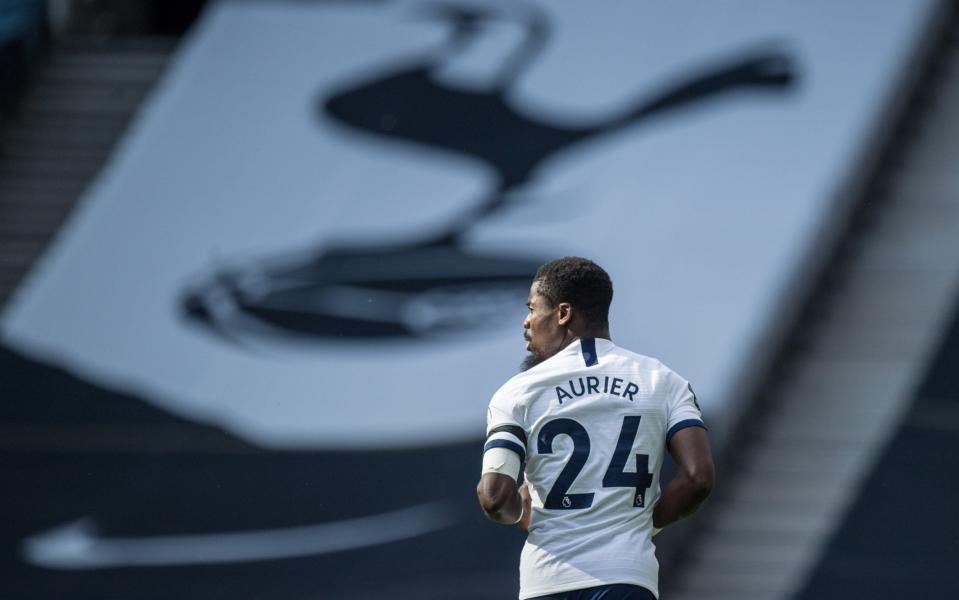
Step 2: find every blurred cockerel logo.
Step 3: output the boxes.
[182,1,797,344]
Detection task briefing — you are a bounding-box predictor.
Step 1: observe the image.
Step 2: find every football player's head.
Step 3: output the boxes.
[522,257,613,370]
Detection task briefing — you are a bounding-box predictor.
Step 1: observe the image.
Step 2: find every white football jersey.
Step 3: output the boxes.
[485,337,705,599]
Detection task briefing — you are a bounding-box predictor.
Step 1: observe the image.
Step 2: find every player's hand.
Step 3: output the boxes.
[516,482,532,532]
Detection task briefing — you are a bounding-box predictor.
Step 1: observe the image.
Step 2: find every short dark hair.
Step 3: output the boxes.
[534,257,613,326]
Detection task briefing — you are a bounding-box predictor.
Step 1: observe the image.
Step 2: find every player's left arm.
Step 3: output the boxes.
[653,374,714,530]
[653,425,714,529]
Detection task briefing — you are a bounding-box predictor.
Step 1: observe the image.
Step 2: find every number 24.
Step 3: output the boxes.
[537,416,652,509]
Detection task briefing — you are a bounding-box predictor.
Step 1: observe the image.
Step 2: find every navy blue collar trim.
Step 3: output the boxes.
[581,338,598,367]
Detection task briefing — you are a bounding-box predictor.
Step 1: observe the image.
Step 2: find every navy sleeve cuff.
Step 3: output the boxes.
[666,419,707,448]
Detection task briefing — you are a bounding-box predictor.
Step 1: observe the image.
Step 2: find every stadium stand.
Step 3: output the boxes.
[798,283,959,596]
[0,37,174,305]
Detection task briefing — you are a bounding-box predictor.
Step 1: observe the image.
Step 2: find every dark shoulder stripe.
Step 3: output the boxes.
[581,337,598,367]
[666,419,707,448]
[488,424,527,446]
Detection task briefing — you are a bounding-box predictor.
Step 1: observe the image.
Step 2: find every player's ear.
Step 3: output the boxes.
[557,302,573,326]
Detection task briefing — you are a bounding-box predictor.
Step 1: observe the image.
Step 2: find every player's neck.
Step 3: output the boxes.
[565,325,611,344]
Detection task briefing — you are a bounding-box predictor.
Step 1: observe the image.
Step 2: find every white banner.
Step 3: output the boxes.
[1,0,937,448]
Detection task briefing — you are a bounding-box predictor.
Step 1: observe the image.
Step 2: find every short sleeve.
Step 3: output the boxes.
[486,384,525,434]
[665,371,706,448]
[484,383,528,466]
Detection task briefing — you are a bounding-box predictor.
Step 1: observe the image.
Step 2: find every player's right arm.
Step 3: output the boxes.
[477,384,530,529]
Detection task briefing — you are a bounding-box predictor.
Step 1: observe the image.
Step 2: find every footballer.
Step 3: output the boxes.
[477,257,714,600]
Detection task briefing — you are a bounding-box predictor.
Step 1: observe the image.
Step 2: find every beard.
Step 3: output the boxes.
[520,350,549,372]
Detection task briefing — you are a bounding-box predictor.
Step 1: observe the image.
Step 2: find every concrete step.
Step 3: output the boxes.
[1,121,128,146]
[0,180,89,201]
[0,136,115,161]
[22,80,153,107]
[19,94,149,117]
[34,63,168,86]
[0,158,105,180]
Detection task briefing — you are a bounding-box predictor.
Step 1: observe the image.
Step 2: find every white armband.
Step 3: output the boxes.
[482,446,522,481]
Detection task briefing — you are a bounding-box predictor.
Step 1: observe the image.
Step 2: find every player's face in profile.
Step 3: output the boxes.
[522,281,563,371]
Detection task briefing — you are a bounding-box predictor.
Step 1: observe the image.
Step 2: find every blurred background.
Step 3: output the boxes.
[1,0,958,598]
